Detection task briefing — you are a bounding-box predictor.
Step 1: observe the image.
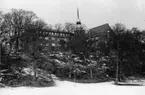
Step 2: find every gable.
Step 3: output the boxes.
[88,23,112,37]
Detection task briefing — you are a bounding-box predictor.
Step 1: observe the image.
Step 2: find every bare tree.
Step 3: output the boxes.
[64,22,76,33]
[1,9,38,52]
[64,22,87,33]
[54,23,63,31]
[32,19,47,30]
[0,11,3,37]
[112,23,126,34]
[45,24,53,30]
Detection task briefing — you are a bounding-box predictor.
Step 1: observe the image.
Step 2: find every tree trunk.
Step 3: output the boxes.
[73,69,76,83]
[69,67,72,79]
[90,67,93,79]
[115,52,119,83]
[33,60,37,81]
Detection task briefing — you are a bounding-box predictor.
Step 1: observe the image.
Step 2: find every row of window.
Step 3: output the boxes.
[38,31,71,37]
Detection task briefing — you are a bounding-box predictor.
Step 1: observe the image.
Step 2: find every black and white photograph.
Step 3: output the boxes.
[0,0,145,95]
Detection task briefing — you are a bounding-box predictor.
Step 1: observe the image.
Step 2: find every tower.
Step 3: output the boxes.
[75,8,84,35]
[76,8,82,30]
[70,7,86,52]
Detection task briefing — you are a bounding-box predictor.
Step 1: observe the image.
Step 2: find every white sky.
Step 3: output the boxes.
[1,0,145,29]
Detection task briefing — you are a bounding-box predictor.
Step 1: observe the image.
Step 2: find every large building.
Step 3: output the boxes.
[70,8,114,53]
[87,23,114,54]
[8,8,114,54]
[88,23,113,40]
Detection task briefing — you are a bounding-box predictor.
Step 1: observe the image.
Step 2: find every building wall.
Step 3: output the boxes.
[87,24,115,55]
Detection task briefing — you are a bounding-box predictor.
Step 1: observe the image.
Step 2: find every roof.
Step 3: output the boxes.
[88,23,112,37]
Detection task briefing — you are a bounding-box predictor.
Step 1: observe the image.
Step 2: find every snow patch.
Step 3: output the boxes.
[0,81,145,95]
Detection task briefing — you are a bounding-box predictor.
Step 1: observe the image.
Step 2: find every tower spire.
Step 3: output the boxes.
[75,6,84,35]
[76,7,81,25]
[77,7,80,20]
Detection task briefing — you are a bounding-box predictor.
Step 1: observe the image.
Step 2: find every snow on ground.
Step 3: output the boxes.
[0,80,145,95]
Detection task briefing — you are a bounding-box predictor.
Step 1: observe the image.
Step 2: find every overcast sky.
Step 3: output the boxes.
[1,0,145,29]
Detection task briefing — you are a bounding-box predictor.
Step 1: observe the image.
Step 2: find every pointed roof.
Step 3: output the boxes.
[88,23,112,37]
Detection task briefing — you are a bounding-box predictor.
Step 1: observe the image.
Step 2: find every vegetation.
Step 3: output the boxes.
[0,9,145,87]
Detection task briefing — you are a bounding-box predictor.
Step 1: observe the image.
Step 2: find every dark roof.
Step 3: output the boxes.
[88,23,112,37]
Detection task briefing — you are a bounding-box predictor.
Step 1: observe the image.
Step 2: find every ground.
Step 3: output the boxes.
[0,79,145,95]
